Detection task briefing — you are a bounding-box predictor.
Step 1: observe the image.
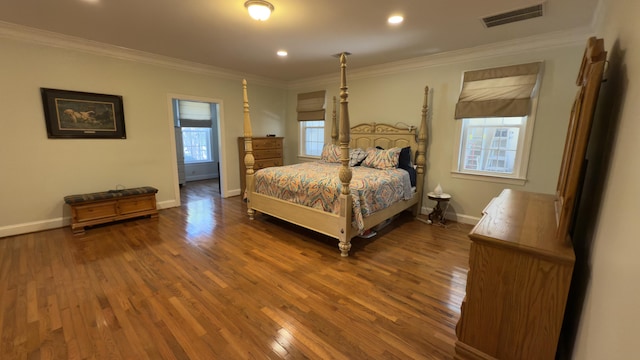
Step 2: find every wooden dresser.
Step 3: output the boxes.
[238,137,283,193]
[454,37,606,360]
[455,189,575,360]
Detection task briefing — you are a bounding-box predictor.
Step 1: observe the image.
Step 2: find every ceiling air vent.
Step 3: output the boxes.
[482,4,544,28]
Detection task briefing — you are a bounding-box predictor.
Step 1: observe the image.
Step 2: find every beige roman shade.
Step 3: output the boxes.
[297,90,326,121]
[178,100,213,127]
[454,62,542,119]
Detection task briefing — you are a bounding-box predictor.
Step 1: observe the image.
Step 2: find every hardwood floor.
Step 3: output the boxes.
[0,179,472,359]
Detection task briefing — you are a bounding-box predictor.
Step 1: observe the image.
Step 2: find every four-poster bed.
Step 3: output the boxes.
[241,53,428,257]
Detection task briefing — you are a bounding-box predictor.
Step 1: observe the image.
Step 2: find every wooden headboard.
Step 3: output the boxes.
[350,123,418,159]
[328,86,429,165]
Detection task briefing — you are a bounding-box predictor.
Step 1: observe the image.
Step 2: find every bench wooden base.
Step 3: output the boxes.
[65,189,158,235]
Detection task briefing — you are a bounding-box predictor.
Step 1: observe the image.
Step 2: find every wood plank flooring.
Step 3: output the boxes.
[0,179,472,359]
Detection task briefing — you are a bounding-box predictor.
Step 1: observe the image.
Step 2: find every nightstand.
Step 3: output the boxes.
[427,192,451,225]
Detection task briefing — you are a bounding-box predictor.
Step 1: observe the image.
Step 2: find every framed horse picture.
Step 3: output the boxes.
[40,88,126,139]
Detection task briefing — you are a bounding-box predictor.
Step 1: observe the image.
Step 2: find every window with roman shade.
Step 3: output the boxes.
[455,62,542,119]
[297,90,326,121]
[178,100,214,163]
[178,100,213,127]
[452,62,543,183]
[297,90,327,157]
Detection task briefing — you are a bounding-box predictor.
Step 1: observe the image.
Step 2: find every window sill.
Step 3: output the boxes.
[297,155,321,163]
[184,160,215,165]
[451,171,527,186]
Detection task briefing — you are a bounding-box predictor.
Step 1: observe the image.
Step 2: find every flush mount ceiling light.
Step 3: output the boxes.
[245,0,274,21]
[388,15,404,25]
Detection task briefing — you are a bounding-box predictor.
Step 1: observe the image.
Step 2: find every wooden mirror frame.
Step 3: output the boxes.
[555,37,607,243]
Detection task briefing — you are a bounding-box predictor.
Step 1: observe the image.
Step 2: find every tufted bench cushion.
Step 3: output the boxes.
[64,186,158,204]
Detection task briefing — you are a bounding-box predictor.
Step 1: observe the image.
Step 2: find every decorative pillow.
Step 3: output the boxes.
[397,146,416,186]
[399,146,412,169]
[349,148,367,167]
[320,144,341,163]
[362,147,401,170]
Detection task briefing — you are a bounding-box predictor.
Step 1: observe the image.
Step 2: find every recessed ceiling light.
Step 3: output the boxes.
[277,50,288,57]
[388,15,404,24]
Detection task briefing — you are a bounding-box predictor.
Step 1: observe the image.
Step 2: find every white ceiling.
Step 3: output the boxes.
[0,0,600,82]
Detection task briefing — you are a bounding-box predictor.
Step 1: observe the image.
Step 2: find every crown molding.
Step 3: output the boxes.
[0,20,596,91]
[288,26,595,89]
[0,21,286,88]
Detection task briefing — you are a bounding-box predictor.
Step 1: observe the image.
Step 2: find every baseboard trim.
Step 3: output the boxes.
[157,200,179,209]
[2,200,178,238]
[1,201,478,239]
[184,174,218,182]
[0,217,69,239]
[421,206,480,226]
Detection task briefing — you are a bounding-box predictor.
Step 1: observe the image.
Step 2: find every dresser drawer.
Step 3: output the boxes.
[255,158,283,170]
[118,195,157,215]
[254,148,283,160]
[74,201,118,222]
[238,137,284,193]
[253,138,283,150]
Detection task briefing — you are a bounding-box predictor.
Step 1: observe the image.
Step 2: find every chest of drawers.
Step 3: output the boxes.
[238,137,283,193]
[454,189,575,359]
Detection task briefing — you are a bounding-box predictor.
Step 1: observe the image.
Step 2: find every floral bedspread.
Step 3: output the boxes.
[253,162,413,233]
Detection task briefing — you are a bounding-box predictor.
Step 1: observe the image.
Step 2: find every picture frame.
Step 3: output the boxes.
[40,88,126,139]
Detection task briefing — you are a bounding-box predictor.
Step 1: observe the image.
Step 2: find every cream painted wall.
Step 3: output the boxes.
[287,44,584,221]
[572,0,640,358]
[0,36,286,236]
[2,5,636,357]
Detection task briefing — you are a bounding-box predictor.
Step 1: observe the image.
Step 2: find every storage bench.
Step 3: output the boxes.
[64,186,159,234]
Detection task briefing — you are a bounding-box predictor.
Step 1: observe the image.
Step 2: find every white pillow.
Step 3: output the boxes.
[349,148,367,166]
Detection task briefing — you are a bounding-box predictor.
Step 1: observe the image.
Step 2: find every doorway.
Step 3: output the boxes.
[170,96,224,201]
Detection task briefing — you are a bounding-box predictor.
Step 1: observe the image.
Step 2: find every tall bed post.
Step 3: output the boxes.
[337,53,353,257]
[242,79,255,219]
[331,96,338,145]
[414,86,429,217]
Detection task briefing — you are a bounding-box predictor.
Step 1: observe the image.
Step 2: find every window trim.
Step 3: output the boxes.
[298,120,325,158]
[451,96,539,185]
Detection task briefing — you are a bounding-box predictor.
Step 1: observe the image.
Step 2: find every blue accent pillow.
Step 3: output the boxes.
[399,146,412,168]
[398,147,417,187]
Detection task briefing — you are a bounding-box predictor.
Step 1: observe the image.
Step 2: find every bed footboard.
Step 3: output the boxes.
[241,79,256,220]
[337,53,353,256]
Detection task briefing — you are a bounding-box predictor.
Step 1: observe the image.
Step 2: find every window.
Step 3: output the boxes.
[458,117,525,176]
[299,120,324,156]
[453,62,542,182]
[182,127,212,163]
[297,90,326,157]
[177,100,214,164]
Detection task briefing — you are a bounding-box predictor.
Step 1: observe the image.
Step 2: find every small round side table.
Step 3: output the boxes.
[427,192,451,225]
